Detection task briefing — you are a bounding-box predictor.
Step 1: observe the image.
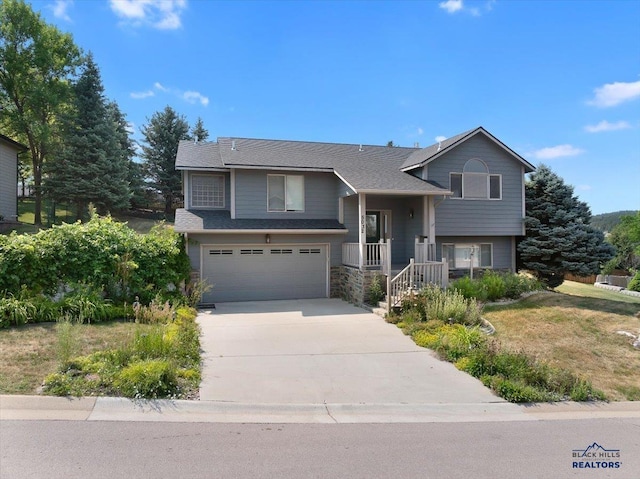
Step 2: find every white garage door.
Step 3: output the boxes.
[201,244,328,303]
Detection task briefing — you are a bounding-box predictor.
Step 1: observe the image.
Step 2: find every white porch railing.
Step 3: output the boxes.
[415,240,436,262]
[386,258,449,312]
[342,242,390,273]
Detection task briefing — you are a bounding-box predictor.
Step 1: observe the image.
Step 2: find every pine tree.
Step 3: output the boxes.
[140,106,190,215]
[45,54,130,219]
[190,117,209,142]
[518,165,615,287]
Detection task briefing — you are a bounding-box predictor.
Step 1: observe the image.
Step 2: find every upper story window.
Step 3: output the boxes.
[450,159,501,200]
[191,174,224,208]
[268,174,304,212]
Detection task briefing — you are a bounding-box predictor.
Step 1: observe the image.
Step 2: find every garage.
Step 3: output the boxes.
[201,244,329,303]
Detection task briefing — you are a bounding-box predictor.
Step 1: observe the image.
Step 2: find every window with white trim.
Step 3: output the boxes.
[268,174,304,212]
[450,159,501,200]
[191,174,224,208]
[442,243,492,269]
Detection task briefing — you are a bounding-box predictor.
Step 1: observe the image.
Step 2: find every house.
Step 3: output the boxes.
[0,134,27,222]
[174,126,535,305]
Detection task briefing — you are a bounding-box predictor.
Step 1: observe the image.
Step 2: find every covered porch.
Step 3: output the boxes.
[338,192,449,307]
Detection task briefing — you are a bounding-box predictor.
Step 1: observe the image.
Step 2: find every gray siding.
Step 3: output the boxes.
[435,236,514,271]
[0,143,18,220]
[186,232,345,270]
[337,179,355,197]
[234,169,339,220]
[428,135,525,236]
[186,171,231,210]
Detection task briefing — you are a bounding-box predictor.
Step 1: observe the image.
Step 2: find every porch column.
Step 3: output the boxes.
[358,193,366,270]
[423,195,435,239]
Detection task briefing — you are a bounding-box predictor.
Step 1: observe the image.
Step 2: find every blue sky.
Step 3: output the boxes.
[32,0,640,214]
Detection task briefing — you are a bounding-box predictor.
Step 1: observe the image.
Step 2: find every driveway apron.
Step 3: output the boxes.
[197,299,501,404]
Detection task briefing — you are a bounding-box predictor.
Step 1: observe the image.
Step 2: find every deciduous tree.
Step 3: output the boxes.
[0,0,82,224]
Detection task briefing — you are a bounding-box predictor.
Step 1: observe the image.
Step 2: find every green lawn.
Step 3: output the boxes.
[555,280,640,304]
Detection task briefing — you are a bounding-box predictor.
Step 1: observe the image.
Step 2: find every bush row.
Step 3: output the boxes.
[42,306,201,399]
[0,215,191,304]
[411,321,605,402]
[449,271,543,302]
[0,289,133,329]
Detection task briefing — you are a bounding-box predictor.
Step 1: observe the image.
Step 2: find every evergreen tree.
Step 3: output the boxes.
[518,164,615,287]
[140,106,190,215]
[45,54,130,219]
[190,117,209,142]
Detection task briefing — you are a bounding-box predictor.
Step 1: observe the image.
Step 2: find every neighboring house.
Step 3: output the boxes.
[0,134,27,222]
[174,126,535,304]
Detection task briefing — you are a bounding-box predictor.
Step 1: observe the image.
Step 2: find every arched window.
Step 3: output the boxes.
[450,159,501,200]
[463,159,488,174]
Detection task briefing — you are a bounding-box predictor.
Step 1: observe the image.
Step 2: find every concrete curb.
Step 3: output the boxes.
[2,395,639,424]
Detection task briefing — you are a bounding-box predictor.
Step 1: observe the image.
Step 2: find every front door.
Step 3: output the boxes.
[366,210,392,272]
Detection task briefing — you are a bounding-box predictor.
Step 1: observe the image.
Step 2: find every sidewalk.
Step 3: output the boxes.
[2,395,639,424]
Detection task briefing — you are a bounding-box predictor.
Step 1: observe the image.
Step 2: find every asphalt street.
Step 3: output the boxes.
[2,418,639,479]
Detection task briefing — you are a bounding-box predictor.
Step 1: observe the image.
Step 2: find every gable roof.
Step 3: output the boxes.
[175,126,534,195]
[177,137,450,195]
[400,126,535,172]
[0,133,28,152]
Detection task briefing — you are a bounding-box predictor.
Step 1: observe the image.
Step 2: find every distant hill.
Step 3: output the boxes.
[591,210,638,232]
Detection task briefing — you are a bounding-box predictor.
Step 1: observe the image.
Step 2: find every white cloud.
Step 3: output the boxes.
[532,144,585,160]
[154,82,168,92]
[435,135,447,143]
[110,0,187,30]
[130,90,155,99]
[439,0,463,13]
[439,0,494,15]
[132,82,208,106]
[588,80,640,108]
[50,0,73,22]
[126,122,136,134]
[183,91,209,106]
[584,120,631,133]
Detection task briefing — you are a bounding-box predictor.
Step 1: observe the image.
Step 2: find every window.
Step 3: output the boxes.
[191,175,224,208]
[268,175,304,212]
[442,243,492,269]
[449,159,501,200]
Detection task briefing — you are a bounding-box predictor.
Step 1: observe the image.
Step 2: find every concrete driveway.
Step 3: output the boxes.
[197,299,501,405]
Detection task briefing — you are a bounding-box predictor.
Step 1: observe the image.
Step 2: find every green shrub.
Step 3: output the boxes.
[628,271,640,292]
[43,306,200,399]
[0,294,35,328]
[0,216,191,303]
[479,271,506,301]
[484,376,553,403]
[115,359,179,398]
[367,275,385,304]
[402,285,483,326]
[450,276,487,301]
